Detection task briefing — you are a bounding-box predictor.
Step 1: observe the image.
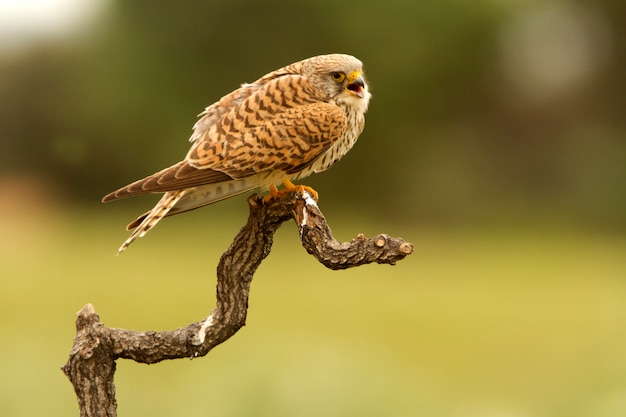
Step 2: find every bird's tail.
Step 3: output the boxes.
[116,190,187,254]
[117,180,259,254]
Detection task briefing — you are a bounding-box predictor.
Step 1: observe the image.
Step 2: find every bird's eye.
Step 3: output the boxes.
[331,72,345,82]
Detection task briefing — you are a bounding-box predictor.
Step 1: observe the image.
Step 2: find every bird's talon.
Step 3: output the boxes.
[262,185,281,203]
[282,179,319,201]
[262,180,319,203]
[298,185,319,201]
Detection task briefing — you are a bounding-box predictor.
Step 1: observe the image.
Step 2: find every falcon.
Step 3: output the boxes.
[103,53,371,254]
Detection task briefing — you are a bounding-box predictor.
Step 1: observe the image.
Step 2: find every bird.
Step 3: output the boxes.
[102,53,371,254]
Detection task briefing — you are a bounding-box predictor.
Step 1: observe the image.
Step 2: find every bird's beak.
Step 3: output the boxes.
[346,70,365,98]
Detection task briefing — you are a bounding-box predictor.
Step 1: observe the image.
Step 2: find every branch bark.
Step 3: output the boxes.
[62,190,413,417]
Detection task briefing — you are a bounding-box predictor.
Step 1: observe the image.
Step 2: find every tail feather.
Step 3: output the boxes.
[117,190,186,254]
[117,179,260,253]
[125,184,256,231]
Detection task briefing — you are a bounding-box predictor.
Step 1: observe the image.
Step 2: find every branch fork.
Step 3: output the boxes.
[63,190,413,417]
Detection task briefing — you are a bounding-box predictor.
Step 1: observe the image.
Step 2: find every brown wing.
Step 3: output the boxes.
[103,73,346,202]
[101,161,232,202]
[187,74,347,177]
[188,59,306,145]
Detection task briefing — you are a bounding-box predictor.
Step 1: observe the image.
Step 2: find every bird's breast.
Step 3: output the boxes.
[308,108,366,175]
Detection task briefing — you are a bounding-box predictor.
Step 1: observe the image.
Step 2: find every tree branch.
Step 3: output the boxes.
[62,190,413,417]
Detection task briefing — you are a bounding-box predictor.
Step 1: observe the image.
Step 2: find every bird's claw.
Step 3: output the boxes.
[262,179,319,203]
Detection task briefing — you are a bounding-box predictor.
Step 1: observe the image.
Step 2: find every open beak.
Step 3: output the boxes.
[346,70,365,98]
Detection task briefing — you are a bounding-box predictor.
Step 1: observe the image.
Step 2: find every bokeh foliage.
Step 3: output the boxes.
[1,0,624,229]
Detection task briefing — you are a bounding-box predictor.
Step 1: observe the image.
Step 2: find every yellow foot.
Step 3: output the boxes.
[281,179,319,201]
[262,184,281,203]
[262,179,319,203]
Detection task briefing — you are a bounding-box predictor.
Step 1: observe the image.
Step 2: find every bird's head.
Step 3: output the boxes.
[304,54,371,112]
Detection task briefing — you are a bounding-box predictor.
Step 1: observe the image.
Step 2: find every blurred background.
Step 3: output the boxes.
[1,0,625,416]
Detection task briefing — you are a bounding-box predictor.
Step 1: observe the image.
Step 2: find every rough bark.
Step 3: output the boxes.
[62,190,413,417]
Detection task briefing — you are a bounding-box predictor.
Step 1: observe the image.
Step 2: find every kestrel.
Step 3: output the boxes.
[103,53,371,253]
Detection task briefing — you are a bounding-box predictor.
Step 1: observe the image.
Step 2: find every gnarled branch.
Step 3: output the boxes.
[62,191,413,417]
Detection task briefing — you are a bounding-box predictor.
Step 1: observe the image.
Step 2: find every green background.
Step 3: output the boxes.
[1,0,625,416]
